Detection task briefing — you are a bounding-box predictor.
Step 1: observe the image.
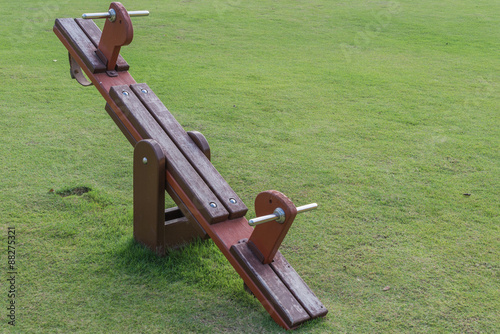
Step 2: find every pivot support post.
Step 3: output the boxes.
[133,139,208,255]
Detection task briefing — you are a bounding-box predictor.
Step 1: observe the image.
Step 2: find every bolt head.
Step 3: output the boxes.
[229,198,237,204]
[142,157,148,165]
[209,202,217,208]
[141,89,148,94]
[108,8,117,22]
[122,91,129,96]
[274,208,286,224]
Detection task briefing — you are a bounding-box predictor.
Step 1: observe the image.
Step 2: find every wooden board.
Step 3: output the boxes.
[230,242,311,328]
[271,252,328,319]
[130,83,248,219]
[54,18,106,73]
[110,84,229,224]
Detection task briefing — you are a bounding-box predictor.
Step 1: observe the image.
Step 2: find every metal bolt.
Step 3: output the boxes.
[229,198,237,204]
[142,157,148,164]
[122,90,129,96]
[108,8,117,22]
[141,89,148,94]
[209,202,217,208]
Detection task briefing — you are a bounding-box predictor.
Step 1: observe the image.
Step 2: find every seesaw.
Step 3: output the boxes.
[53,3,327,329]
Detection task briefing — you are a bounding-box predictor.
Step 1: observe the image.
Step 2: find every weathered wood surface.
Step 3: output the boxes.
[164,175,294,329]
[230,242,311,328]
[104,103,137,146]
[271,252,328,319]
[54,22,140,143]
[110,84,229,224]
[54,18,106,73]
[130,83,248,219]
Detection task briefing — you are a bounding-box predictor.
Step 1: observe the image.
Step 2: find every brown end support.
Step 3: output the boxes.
[134,140,210,254]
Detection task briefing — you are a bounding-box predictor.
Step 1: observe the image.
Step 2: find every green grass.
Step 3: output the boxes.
[1,0,499,332]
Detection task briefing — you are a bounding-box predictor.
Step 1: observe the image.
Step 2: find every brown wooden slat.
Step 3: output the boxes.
[110,84,229,224]
[104,103,137,146]
[271,252,328,319]
[230,242,311,328]
[54,18,106,73]
[130,83,248,219]
[75,18,129,71]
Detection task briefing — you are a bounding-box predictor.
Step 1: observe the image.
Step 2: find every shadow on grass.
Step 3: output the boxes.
[113,238,328,332]
[113,237,253,302]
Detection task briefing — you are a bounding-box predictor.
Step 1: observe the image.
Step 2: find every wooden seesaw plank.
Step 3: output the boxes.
[130,83,248,220]
[110,84,229,224]
[230,242,311,328]
[54,18,106,73]
[54,20,141,145]
[271,252,328,319]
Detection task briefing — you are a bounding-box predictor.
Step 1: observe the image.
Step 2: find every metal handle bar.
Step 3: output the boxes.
[82,9,149,22]
[248,203,318,226]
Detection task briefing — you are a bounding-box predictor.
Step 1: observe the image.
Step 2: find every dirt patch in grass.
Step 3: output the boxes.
[56,186,92,197]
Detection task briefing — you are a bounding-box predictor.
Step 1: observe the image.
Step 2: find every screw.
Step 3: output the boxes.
[122,91,129,96]
[229,198,237,204]
[209,202,217,208]
[142,157,148,165]
[141,89,148,94]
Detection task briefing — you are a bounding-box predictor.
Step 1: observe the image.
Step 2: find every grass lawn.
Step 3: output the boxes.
[1,0,498,332]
